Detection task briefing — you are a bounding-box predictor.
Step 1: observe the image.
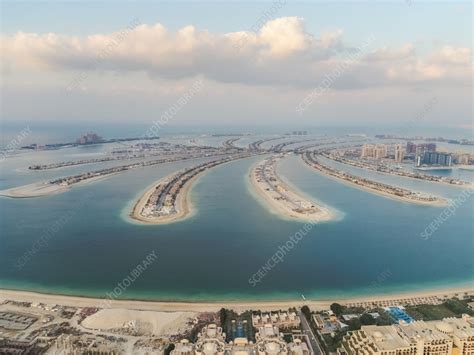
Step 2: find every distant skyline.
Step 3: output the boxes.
[1,1,472,128]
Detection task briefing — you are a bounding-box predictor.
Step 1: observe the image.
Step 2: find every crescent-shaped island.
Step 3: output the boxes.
[250,154,335,222]
[302,151,448,206]
[130,154,252,224]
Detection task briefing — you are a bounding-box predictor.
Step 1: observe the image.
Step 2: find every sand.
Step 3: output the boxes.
[0,174,118,198]
[0,182,69,198]
[302,155,448,207]
[130,155,254,224]
[130,172,197,225]
[81,308,196,336]
[1,287,472,313]
[323,153,474,190]
[250,157,335,223]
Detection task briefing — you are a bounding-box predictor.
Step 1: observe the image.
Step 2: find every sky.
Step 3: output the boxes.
[1,1,472,130]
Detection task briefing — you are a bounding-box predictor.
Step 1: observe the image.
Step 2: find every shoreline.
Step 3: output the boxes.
[0,182,69,198]
[130,155,254,225]
[250,156,335,223]
[302,153,448,207]
[1,286,472,312]
[322,152,474,189]
[0,155,220,199]
[129,171,198,225]
[0,173,116,198]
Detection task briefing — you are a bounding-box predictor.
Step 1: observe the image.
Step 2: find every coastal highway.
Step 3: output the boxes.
[299,310,324,355]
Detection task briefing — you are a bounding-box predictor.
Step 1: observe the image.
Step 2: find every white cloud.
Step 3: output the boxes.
[0,17,471,91]
[364,43,415,62]
[430,46,471,65]
[258,17,311,56]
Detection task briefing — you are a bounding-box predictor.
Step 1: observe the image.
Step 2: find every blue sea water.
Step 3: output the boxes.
[0,132,473,302]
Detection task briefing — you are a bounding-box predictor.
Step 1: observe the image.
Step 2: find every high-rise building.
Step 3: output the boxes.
[361,144,375,158]
[374,144,387,159]
[394,144,404,163]
[455,153,470,165]
[406,141,417,154]
[416,152,453,167]
[415,143,436,156]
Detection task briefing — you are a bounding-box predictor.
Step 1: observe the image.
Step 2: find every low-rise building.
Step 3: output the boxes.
[173,323,313,355]
[341,316,474,355]
[399,320,452,355]
[440,316,474,354]
[253,311,300,328]
[195,324,226,355]
[172,339,195,355]
[255,324,288,355]
[288,337,311,355]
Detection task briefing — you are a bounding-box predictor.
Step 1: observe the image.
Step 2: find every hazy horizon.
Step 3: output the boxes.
[1,1,472,129]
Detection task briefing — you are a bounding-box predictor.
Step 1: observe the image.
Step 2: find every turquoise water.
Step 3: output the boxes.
[0,140,473,301]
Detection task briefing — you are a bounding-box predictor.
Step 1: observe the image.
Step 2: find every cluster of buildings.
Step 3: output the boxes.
[361,144,405,163]
[406,142,435,155]
[289,131,309,136]
[416,151,453,167]
[303,152,441,204]
[339,315,474,355]
[48,154,206,187]
[406,142,456,168]
[313,313,349,334]
[252,311,300,329]
[0,311,38,331]
[141,155,249,219]
[324,149,470,186]
[75,132,104,145]
[172,323,312,355]
[361,142,462,167]
[361,144,388,160]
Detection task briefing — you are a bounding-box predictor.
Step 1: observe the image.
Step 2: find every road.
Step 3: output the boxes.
[299,310,324,355]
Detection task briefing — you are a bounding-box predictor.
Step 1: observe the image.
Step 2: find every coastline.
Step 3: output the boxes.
[302,154,448,207]
[129,172,198,225]
[0,174,116,198]
[0,182,69,198]
[249,156,335,223]
[130,155,254,225]
[1,285,472,312]
[322,153,474,190]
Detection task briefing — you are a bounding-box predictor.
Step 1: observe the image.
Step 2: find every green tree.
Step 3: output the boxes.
[219,308,227,326]
[330,303,344,317]
[348,318,361,330]
[360,313,376,325]
[301,305,311,320]
[164,343,175,355]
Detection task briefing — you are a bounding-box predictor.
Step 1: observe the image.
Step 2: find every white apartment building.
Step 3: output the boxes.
[395,144,404,163]
[252,311,300,328]
[172,322,313,355]
[361,144,375,158]
[341,316,474,355]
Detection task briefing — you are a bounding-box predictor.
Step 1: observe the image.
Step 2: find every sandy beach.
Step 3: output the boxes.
[1,286,472,313]
[302,154,448,207]
[0,173,119,198]
[130,155,253,224]
[81,308,196,336]
[250,156,335,222]
[0,181,69,198]
[129,172,197,225]
[323,153,474,190]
